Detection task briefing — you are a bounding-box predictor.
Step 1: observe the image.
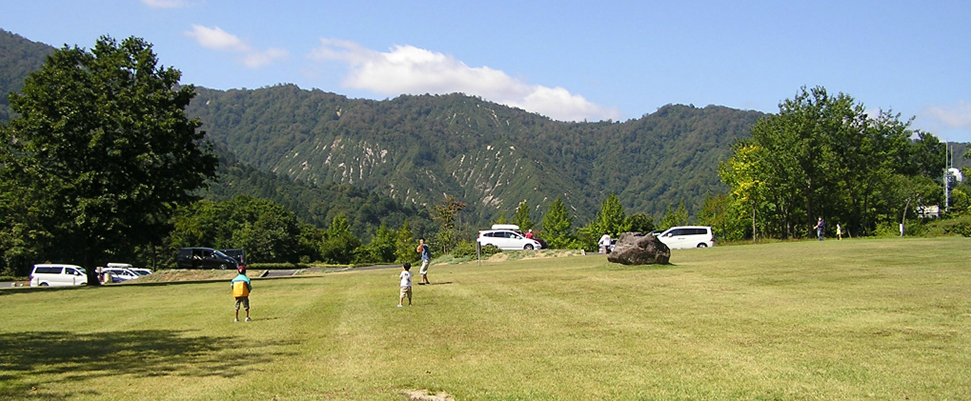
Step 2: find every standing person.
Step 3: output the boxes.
[599,233,612,254]
[398,263,412,307]
[836,224,843,240]
[231,266,252,322]
[416,238,431,285]
[814,217,824,241]
[525,229,534,239]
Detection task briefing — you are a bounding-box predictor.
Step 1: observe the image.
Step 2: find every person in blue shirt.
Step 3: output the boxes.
[231,266,253,322]
[417,238,431,285]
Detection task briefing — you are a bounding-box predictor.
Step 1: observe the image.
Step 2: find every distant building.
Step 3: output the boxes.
[918,205,940,219]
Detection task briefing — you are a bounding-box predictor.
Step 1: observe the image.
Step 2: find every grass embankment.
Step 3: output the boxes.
[1,238,969,400]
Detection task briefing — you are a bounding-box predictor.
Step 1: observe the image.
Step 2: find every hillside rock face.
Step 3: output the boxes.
[607,232,670,265]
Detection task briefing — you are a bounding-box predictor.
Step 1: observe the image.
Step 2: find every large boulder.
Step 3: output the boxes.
[607,232,670,265]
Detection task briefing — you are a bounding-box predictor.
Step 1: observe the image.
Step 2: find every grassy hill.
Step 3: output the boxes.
[2,237,969,400]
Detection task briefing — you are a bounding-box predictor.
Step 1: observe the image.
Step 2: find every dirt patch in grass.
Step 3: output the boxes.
[401,389,456,401]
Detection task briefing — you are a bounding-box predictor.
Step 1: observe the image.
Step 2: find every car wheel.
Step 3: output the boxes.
[40,282,49,286]
[697,243,708,248]
[218,264,226,270]
[524,244,534,250]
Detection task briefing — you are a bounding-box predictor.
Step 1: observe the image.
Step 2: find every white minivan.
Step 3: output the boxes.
[477,224,543,251]
[656,226,715,249]
[30,264,88,287]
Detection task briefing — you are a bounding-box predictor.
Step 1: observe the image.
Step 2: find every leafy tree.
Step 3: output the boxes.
[296,222,324,263]
[627,213,656,233]
[698,193,747,242]
[514,199,535,231]
[721,86,945,239]
[659,200,690,230]
[229,199,301,263]
[0,35,216,279]
[581,194,630,249]
[718,144,768,241]
[355,224,396,264]
[169,196,302,264]
[320,214,360,264]
[394,220,415,263]
[433,195,465,253]
[541,196,578,249]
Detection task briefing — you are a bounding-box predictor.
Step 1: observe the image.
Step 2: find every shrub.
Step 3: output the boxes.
[451,240,501,258]
[925,214,971,237]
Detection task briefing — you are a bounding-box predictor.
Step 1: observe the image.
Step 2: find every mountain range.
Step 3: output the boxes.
[0,28,823,235]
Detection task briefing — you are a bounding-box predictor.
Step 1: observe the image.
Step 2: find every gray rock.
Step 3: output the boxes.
[607,232,670,265]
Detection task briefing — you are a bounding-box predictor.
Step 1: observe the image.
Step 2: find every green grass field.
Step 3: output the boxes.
[2,238,970,400]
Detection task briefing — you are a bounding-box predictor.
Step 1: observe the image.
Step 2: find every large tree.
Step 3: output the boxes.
[720,86,944,239]
[540,197,577,249]
[0,35,217,280]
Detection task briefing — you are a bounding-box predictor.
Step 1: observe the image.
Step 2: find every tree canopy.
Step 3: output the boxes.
[0,35,217,278]
[719,86,945,239]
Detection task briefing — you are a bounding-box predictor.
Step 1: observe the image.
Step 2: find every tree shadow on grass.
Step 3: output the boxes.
[0,329,294,399]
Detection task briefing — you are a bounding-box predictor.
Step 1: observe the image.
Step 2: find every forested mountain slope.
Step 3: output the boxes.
[0,29,431,238]
[187,85,766,224]
[2,28,763,228]
[0,29,53,121]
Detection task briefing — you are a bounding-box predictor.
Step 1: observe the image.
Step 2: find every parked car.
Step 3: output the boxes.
[102,267,140,283]
[129,268,153,276]
[656,226,714,249]
[220,249,246,266]
[477,225,543,251]
[176,247,239,270]
[30,264,88,287]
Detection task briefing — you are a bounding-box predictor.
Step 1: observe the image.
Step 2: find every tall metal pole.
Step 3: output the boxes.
[945,143,951,214]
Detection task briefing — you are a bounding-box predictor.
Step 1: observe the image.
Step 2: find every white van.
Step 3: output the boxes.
[656,226,715,249]
[30,264,88,287]
[477,224,543,250]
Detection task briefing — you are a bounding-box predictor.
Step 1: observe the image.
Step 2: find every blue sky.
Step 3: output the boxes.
[3,0,970,141]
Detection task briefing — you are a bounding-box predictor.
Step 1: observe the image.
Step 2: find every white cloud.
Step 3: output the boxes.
[184,25,288,68]
[924,101,971,130]
[141,0,191,9]
[185,25,251,52]
[308,38,620,122]
[243,48,290,68]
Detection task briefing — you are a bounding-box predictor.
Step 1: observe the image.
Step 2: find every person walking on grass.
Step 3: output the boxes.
[398,263,412,307]
[231,266,252,322]
[416,238,431,285]
[814,217,825,241]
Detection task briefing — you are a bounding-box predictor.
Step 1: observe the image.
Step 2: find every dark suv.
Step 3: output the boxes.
[176,247,239,270]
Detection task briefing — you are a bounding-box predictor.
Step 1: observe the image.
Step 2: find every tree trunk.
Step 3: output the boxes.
[900,197,912,238]
[85,246,101,286]
[751,201,757,243]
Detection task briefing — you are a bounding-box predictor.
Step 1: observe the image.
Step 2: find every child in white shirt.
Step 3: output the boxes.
[398,263,412,307]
